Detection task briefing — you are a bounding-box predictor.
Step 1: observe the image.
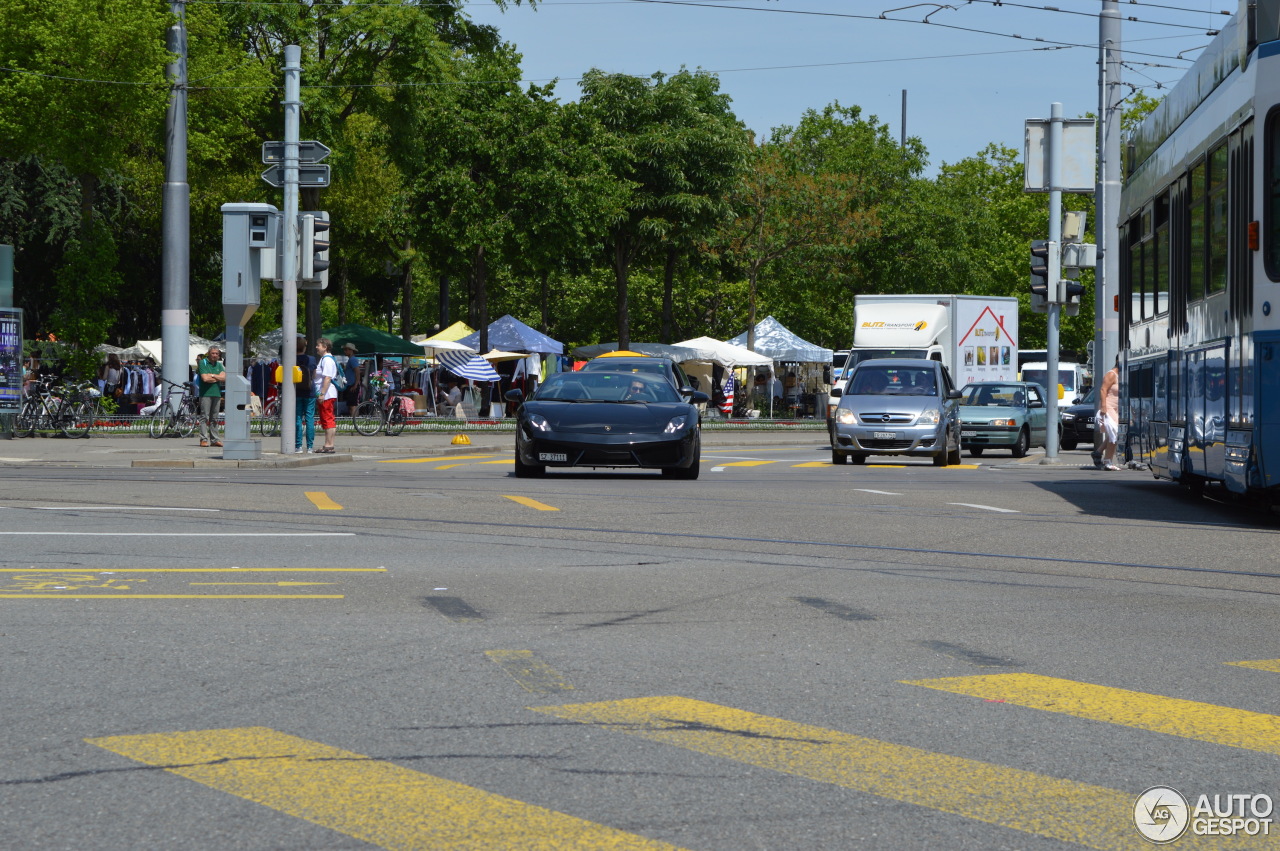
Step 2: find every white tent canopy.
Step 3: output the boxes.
[728,316,833,363]
[672,336,773,368]
[132,335,218,367]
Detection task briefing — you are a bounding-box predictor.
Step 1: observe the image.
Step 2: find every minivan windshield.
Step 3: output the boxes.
[848,366,937,396]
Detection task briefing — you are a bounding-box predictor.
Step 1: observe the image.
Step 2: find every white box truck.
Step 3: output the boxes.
[843,294,1020,387]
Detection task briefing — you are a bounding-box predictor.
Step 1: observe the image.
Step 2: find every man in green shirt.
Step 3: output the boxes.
[196,346,225,448]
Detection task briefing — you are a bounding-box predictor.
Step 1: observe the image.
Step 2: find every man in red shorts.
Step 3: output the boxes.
[314,337,339,454]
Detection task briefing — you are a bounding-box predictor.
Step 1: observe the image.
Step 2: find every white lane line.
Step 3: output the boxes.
[0,532,355,536]
[947,503,1020,513]
[32,507,219,512]
[853,489,902,495]
[711,466,727,472]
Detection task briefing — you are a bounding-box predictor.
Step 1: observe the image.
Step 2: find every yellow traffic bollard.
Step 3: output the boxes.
[451,434,471,445]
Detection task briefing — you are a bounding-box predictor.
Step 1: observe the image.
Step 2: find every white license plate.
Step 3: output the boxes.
[538,452,568,462]
[872,431,896,440]
[961,430,977,437]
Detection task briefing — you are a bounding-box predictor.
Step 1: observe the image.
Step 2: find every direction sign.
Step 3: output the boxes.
[260,164,330,189]
[261,140,332,165]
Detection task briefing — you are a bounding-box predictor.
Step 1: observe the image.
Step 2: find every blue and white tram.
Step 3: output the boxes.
[1121,1,1280,497]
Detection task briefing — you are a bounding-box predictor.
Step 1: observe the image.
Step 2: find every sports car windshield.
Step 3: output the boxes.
[533,371,681,403]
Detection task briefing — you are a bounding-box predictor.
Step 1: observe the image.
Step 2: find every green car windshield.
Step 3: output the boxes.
[960,384,1027,407]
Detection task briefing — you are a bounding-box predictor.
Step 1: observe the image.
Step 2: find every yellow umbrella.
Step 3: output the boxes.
[595,350,650,358]
[417,320,475,343]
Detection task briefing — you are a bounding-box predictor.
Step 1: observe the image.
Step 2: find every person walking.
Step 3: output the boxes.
[196,346,225,448]
[315,337,339,454]
[294,335,317,453]
[340,342,360,415]
[1096,357,1121,470]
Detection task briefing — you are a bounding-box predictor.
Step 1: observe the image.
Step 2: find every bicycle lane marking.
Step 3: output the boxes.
[0,567,384,600]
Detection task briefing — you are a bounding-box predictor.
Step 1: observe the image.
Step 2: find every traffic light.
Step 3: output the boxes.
[299,211,330,290]
[1030,239,1050,299]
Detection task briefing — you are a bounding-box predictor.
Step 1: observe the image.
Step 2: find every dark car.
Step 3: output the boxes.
[1059,386,1097,451]
[507,370,709,479]
[578,355,694,396]
[830,358,963,466]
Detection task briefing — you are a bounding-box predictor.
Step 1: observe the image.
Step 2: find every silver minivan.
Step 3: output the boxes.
[830,358,963,466]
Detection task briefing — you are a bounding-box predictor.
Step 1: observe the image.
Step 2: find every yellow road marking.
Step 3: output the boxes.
[305,492,343,511]
[87,727,684,851]
[434,464,462,470]
[1227,659,1280,673]
[380,454,496,464]
[530,696,1147,850]
[2,595,344,599]
[792,462,829,467]
[946,464,981,469]
[867,464,906,468]
[480,459,514,465]
[504,495,559,512]
[0,568,384,572]
[716,460,776,467]
[486,650,575,694]
[904,673,1280,755]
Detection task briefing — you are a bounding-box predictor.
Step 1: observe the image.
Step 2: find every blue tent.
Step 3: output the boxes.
[459,315,563,355]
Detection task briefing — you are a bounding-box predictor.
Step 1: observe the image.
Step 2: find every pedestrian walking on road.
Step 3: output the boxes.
[1096,357,1121,470]
[315,337,339,454]
[196,346,225,448]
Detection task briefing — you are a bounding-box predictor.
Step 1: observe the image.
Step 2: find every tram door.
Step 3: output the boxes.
[1186,351,1205,476]
[1258,336,1280,488]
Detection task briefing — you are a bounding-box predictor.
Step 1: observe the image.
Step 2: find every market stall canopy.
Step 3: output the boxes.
[133,334,218,367]
[323,324,425,357]
[480,349,527,362]
[415,321,474,344]
[672,336,773,368]
[436,350,501,381]
[459,315,563,355]
[728,316,833,363]
[571,341,704,361]
[415,338,476,356]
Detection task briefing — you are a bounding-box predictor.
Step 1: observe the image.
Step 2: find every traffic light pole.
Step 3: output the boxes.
[1042,102,1063,464]
[280,45,301,454]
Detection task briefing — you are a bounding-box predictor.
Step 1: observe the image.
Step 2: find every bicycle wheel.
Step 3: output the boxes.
[385,402,406,436]
[59,401,93,438]
[148,410,171,438]
[15,402,35,437]
[258,399,281,436]
[352,399,382,435]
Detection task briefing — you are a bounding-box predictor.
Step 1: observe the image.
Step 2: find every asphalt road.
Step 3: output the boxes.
[3,441,1279,850]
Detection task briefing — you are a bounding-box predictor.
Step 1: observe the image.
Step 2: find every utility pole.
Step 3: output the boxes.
[279,45,301,454]
[1043,103,1064,464]
[161,0,190,409]
[1097,0,1123,382]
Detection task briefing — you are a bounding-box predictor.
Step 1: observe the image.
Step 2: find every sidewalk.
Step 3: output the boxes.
[0,428,831,469]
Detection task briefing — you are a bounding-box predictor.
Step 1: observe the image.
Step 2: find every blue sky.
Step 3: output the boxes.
[464,0,1233,175]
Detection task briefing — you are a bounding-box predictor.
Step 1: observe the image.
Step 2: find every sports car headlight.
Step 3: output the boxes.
[835,407,856,425]
[988,418,1016,427]
[527,413,551,432]
[664,415,689,434]
[917,408,941,425]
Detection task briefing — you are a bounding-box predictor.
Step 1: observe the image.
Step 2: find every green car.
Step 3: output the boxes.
[958,381,1050,458]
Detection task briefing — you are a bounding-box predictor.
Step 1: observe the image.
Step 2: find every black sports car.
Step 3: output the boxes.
[507,370,708,478]
[1059,386,1097,451]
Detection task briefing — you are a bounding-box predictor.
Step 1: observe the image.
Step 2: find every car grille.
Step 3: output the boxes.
[535,440,685,468]
[860,438,915,450]
[858,412,916,425]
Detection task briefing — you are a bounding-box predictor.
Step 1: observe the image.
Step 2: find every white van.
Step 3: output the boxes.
[1020,361,1089,401]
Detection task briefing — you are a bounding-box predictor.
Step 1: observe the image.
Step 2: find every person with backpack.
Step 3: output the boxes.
[315,337,342,454]
[293,335,317,453]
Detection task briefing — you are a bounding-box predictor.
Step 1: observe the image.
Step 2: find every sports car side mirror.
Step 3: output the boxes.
[504,389,523,403]
[687,390,710,404]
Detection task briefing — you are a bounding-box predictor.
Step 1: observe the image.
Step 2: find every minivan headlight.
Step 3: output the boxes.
[836,407,856,425]
[917,408,941,425]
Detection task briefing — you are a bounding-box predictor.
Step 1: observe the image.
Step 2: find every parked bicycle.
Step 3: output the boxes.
[148,378,209,439]
[350,386,412,436]
[15,378,95,438]
[256,394,281,437]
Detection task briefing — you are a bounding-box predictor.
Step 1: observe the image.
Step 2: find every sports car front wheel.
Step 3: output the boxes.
[514,455,545,478]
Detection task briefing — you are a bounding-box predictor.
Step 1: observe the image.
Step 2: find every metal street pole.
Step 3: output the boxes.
[279,45,301,454]
[1043,102,1063,464]
[162,0,190,411]
[1097,0,1123,381]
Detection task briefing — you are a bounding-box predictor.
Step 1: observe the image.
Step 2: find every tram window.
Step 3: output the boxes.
[1207,143,1229,294]
[1189,160,1206,301]
[1266,108,1280,280]
[1155,193,1170,316]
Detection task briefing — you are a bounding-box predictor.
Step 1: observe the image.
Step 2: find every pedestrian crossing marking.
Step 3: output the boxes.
[487,650,575,694]
[904,673,1280,755]
[1227,659,1280,674]
[86,727,684,851]
[531,696,1142,850]
[304,492,342,510]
